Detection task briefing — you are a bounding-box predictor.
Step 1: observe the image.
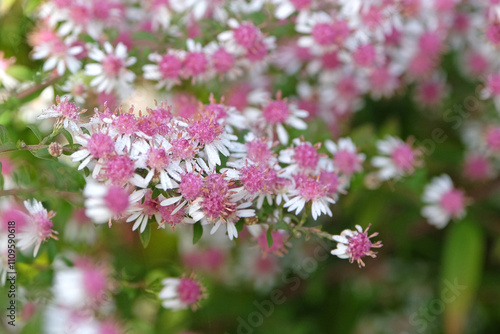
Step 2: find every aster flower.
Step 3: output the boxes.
[324,138,365,176]
[52,259,109,309]
[159,276,206,310]
[283,173,335,220]
[143,51,184,89]
[38,95,86,133]
[17,200,57,257]
[84,182,137,225]
[31,32,83,76]
[331,224,382,267]
[371,136,421,181]
[246,92,308,145]
[85,42,136,95]
[421,175,468,229]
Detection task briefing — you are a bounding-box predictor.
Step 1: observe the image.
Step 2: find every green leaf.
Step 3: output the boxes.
[267,228,273,248]
[132,31,158,42]
[60,128,74,147]
[193,222,203,244]
[441,220,485,334]
[27,124,43,142]
[0,125,9,144]
[235,220,245,232]
[0,142,16,153]
[5,65,33,81]
[139,224,151,248]
[275,220,289,230]
[29,148,56,161]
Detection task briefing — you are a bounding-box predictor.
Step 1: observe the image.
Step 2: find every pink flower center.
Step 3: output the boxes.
[112,113,138,134]
[204,174,228,195]
[171,138,195,160]
[188,118,222,144]
[83,268,107,301]
[347,232,373,261]
[487,74,500,96]
[297,176,325,201]
[246,140,272,164]
[104,186,129,215]
[440,189,465,216]
[240,165,265,194]
[466,53,488,76]
[262,100,290,124]
[361,6,383,28]
[87,133,115,158]
[183,52,208,76]
[319,171,340,194]
[159,205,185,227]
[486,127,500,151]
[391,143,415,171]
[34,213,53,240]
[102,55,124,76]
[180,173,203,201]
[321,51,341,69]
[336,77,359,100]
[464,154,491,181]
[290,0,311,10]
[177,278,202,305]
[147,148,170,170]
[294,143,319,169]
[486,23,500,45]
[312,23,336,46]
[312,21,349,46]
[353,44,376,67]
[334,149,361,175]
[57,100,80,120]
[158,54,182,78]
[105,155,135,184]
[419,32,441,56]
[246,40,267,61]
[212,48,235,73]
[234,24,260,48]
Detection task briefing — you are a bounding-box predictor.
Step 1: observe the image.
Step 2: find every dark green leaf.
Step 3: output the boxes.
[29,148,56,161]
[193,222,203,244]
[235,220,245,232]
[275,220,289,230]
[267,228,273,248]
[441,220,485,334]
[60,128,74,147]
[27,124,43,142]
[139,224,151,248]
[0,125,9,144]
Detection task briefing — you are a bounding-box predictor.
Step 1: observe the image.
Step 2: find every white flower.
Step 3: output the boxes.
[84,182,138,225]
[85,42,136,96]
[17,200,56,257]
[421,175,467,229]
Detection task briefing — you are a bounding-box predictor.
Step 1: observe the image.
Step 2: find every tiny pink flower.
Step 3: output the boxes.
[331,224,382,268]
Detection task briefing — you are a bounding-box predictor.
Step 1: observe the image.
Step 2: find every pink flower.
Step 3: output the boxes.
[331,224,382,268]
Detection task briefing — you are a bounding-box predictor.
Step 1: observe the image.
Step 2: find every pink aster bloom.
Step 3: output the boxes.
[331,224,382,268]
[159,276,206,310]
[38,95,86,133]
[17,200,57,257]
[84,182,135,225]
[284,173,336,220]
[371,136,421,180]
[421,174,467,229]
[85,42,136,95]
[143,51,184,89]
[325,138,365,176]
